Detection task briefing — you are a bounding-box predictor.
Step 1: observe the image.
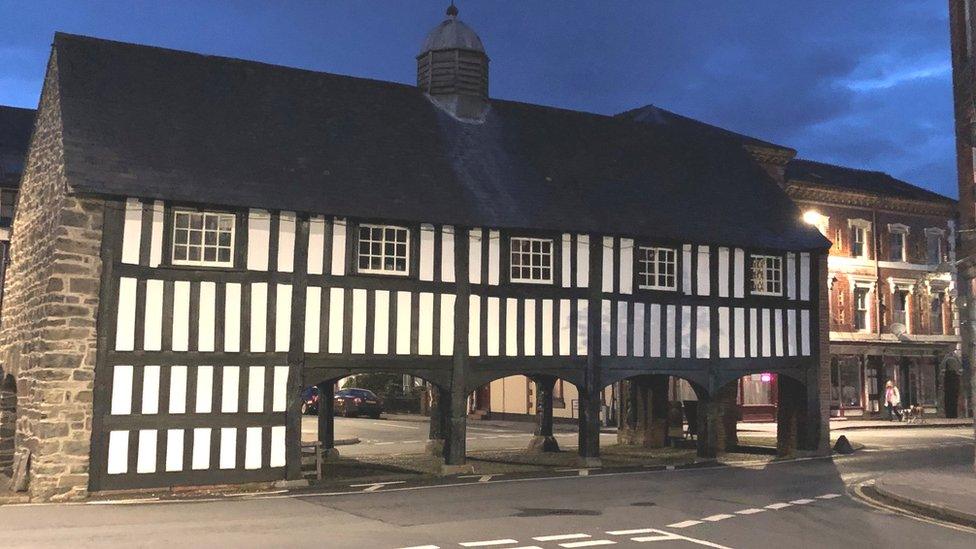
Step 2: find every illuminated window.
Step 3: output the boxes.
[172,210,235,267]
[750,255,782,296]
[637,246,678,290]
[509,237,553,283]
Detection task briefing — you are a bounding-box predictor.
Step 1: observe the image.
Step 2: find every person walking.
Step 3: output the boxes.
[884,380,902,421]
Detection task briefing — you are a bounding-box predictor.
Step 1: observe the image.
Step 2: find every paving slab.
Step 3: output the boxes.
[874,469,976,526]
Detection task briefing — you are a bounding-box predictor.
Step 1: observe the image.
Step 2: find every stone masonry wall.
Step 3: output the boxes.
[0,50,105,501]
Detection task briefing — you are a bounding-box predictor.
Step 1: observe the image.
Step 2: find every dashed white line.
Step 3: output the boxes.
[349,481,406,492]
[398,545,439,549]
[765,502,792,510]
[606,528,658,535]
[629,529,734,548]
[459,540,519,547]
[558,541,615,548]
[701,514,734,522]
[789,499,814,505]
[735,508,765,515]
[533,534,590,542]
[816,493,842,499]
[666,520,702,528]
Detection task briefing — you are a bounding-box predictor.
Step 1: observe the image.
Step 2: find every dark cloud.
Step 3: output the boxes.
[0,0,957,197]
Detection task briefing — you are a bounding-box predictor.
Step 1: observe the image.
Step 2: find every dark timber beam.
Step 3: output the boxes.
[528,376,560,453]
[317,380,338,459]
[577,234,602,465]
[443,228,471,471]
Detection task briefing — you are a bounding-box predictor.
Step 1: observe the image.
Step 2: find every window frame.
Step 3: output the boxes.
[849,218,871,259]
[636,245,678,291]
[853,287,869,332]
[356,223,411,276]
[749,254,783,297]
[508,236,554,284]
[170,209,237,268]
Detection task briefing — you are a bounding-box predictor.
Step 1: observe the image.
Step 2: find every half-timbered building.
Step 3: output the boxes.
[0,8,831,500]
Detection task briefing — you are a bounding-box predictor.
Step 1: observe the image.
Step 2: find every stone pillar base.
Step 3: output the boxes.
[577,456,602,468]
[439,463,475,475]
[527,435,561,453]
[321,447,341,460]
[426,439,445,456]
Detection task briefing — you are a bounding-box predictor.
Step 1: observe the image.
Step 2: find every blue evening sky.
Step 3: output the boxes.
[0,1,958,198]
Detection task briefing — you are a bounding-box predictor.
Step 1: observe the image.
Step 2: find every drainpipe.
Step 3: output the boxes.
[873,205,882,338]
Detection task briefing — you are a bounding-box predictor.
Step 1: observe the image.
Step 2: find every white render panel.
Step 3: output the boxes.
[121,197,142,265]
[270,426,286,467]
[144,279,163,351]
[787,309,798,356]
[542,299,554,356]
[801,309,811,355]
[247,366,265,413]
[468,229,483,284]
[697,246,710,296]
[277,211,296,273]
[734,248,745,298]
[576,234,590,287]
[331,218,346,276]
[488,230,500,285]
[328,288,344,353]
[619,238,634,294]
[800,253,811,301]
[561,234,572,288]
[718,306,730,358]
[762,309,772,357]
[107,431,129,474]
[273,366,288,412]
[169,366,187,414]
[165,429,184,472]
[469,295,481,356]
[220,428,237,469]
[786,253,797,299]
[247,209,271,271]
[224,283,242,353]
[111,365,134,415]
[172,280,190,352]
[441,226,455,283]
[650,303,662,357]
[681,305,692,358]
[137,430,157,474]
[696,306,710,358]
[374,290,390,354]
[249,282,267,353]
[576,300,588,355]
[749,308,759,358]
[307,216,325,275]
[245,427,262,470]
[351,288,367,354]
[396,291,411,355]
[195,365,213,414]
[149,200,164,267]
[601,300,612,356]
[718,247,730,297]
[221,366,240,413]
[558,299,571,356]
[198,281,216,352]
[666,305,677,358]
[505,298,518,356]
[304,286,321,353]
[419,292,435,355]
[633,303,645,357]
[682,244,693,295]
[774,309,784,357]
[524,299,536,356]
[602,237,614,293]
[487,296,501,356]
[141,365,160,414]
[191,428,211,470]
[115,277,137,351]
[616,302,627,356]
[734,307,746,358]
[440,293,455,356]
[419,224,435,281]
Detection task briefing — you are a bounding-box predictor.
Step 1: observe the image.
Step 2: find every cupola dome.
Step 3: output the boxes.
[416,3,489,121]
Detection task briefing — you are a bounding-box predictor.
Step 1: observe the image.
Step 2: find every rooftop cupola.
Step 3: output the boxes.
[417,3,490,121]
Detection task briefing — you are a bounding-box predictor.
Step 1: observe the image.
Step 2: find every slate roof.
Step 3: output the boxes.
[786,159,955,205]
[51,32,828,251]
[0,105,35,187]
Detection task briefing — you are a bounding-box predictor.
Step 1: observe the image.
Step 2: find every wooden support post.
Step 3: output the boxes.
[696,382,738,458]
[578,234,602,465]
[285,214,310,481]
[317,381,338,459]
[426,384,447,457]
[528,376,560,453]
[444,226,470,469]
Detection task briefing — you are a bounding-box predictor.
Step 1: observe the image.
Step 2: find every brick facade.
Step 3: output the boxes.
[0,51,105,501]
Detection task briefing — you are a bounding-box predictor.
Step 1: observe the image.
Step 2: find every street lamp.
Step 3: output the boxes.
[802,209,823,226]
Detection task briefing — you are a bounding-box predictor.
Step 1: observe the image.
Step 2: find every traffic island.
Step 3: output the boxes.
[873,470,976,528]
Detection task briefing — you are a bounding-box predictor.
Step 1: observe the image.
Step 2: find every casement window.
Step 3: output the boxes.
[172,210,235,267]
[853,287,869,331]
[750,254,782,296]
[637,246,677,290]
[357,224,409,275]
[851,226,866,258]
[509,237,553,283]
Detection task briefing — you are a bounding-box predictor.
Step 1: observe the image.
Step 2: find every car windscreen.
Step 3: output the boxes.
[347,389,378,399]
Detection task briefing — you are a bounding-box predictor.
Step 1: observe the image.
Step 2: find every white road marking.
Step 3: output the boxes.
[559,541,615,548]
[735,508,765,515]
[816,493,842,499]
[368,421,419,429]
[665,465,675,471]
[398,545,440,549]
[459,474,502,483]
[349,481,406,492]
[374,442,395,445]
[701,514,734,522]
[459,540,519,547]
[533,534,590,541]
[401,440,422,444]
[606,528,658,535]
[666,520,702,528]
[631,529,733,548]
[789,499,814,505]
[765,502,792,510]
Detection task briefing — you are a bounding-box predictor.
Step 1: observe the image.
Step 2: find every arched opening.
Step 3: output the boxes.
[0,371,16,475]
[615,375,706,450]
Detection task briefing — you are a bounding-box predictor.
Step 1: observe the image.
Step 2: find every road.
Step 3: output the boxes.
[0,427,973,548]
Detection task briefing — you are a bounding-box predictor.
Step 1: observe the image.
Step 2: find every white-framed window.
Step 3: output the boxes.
[357,224,409,275]
[509,237,553,284]
[851,226,866,258]
[925,228,945,264]
[853,287,869,332]
[637,246,677,290]
[172,210,235,267]
[750,254,782,296]
[887,223,909,262]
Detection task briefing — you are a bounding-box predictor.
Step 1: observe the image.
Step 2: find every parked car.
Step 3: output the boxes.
[334,388,383,418]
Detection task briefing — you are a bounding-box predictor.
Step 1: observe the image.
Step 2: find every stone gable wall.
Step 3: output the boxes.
[0,50,105,501]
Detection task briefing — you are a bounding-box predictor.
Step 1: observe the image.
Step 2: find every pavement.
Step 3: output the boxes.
[1,426,973,548]
[874,468,976,526]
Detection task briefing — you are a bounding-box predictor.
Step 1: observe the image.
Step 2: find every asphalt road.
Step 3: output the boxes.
[1,427,973,548]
